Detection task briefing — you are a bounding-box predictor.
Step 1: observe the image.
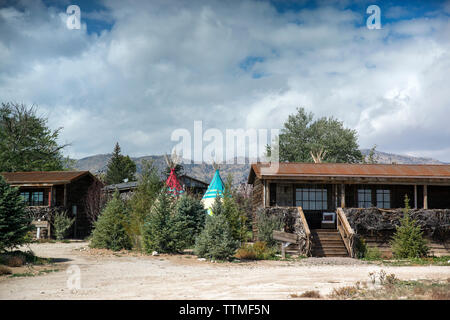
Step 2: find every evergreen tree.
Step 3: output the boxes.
[0,102,68,172]
[390,195,429,258]
[194,213,239,261]
[105,143,137,185]
[90,191,132,251]
[174,194,206,246]
[222,174,248,243]
[126,160,162,250]
[0,175,33,251]
[142,189,190,253]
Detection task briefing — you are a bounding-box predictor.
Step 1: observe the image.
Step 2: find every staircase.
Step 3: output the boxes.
[311,229,349,257]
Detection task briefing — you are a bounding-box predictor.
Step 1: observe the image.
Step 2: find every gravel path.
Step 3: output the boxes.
[1,242,449,299]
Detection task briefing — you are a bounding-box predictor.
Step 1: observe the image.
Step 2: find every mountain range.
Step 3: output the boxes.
[72,149,447,185]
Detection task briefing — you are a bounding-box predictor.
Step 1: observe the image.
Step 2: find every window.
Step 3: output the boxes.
[20,192,30,205]
[376,189,391,209]
[295,186,327,210]
[20,190,45,206]
[358,188,372,208]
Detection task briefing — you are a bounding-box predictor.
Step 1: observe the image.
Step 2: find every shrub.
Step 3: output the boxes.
[53,210,75,240]
[256,209,284,247]
[142,189,190,253]
[174,194,206,247]
[235,244,257,260]
[90,192,132,251]
[390,195,429,259]
[355,236,368,259]
[365,246,382,260]
[194,213,239,261]
[0,175,33,252]
[235,241,275,260]
[0,265,12,275]
[299,290,322,299]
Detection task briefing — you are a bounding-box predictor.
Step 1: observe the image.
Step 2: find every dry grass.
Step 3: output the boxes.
[299,290,322,298]
[0,265,12,275]
[3,255,26,267]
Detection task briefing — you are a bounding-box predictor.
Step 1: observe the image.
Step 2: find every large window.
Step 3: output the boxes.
[358,188,372,208]
[295,186,327,210]
[376,189,391,209]
[20,191,45,206]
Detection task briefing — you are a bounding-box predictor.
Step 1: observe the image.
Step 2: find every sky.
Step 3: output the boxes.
[0,0,449,162]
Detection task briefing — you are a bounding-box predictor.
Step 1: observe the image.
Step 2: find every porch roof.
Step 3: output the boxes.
[1,171,93,186]
[248,163,450,184]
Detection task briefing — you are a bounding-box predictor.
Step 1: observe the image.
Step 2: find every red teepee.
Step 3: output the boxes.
[165,168,184,196]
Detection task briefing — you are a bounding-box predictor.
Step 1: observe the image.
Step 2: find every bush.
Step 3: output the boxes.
[90,192,132,251]
[390,195,429,259]
[235,241,274,260]
[174,194,206,247]
[194,213,239,261]
[365,246,382,260]
[142,189,190,253]
[355,236,368,259]
[256,209,284,247]
[0,175,33,251]
[53,211,75,240]
[0,265,12,275]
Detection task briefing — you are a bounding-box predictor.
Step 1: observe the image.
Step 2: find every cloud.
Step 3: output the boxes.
[0,0,449,162]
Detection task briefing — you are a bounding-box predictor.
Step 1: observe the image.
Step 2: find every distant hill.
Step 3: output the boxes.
[73,150,447,185]
[360,149,446,165]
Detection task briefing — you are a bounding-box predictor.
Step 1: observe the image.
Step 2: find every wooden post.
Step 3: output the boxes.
[48,187,52,207]
[414,185,417,209]
[340,184,346,208]
[64,184,67,207]
[423,185,428,209]
[263,180,266,207]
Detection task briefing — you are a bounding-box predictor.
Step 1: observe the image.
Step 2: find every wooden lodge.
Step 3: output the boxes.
[1,171,101,238]
[248,163,450,257]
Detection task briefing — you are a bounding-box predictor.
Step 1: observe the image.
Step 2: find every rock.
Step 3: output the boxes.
[152,251,159,256]
[197,258,206,261]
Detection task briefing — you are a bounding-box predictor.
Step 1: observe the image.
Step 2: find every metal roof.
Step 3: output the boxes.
[1,171,93,185]
[248,162,450,184]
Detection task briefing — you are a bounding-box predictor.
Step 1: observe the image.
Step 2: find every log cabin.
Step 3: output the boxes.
[248,162,450,257]
[1,171,101,238]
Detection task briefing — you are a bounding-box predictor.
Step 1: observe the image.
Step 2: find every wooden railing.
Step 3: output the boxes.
[298,206,311,257]
[336,207,355,258]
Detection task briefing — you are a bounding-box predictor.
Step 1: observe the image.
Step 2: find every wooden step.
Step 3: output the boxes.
[310,229,349,257]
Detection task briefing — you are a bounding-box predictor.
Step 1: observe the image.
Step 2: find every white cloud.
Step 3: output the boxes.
[0,0,449,162]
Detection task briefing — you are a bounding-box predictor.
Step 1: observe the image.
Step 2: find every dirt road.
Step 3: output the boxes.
[1,242,449,299]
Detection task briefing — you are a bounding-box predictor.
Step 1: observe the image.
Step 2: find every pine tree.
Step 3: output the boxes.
[390,195,429,258]
[105,143,137,185]
[194,213,239,261]
[0,175,33,251]
[126,160,162,250]
[142,189,190,253]
[174,194,206,246]
[90,191,132,251]
[194,195,239,260]
[221,174,247,243]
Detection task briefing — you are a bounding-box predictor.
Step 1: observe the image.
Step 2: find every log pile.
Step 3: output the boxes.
[343,208,450,242]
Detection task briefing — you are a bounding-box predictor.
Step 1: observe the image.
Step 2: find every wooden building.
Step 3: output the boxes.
[248,162,450,257]
[2,171,101,238]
